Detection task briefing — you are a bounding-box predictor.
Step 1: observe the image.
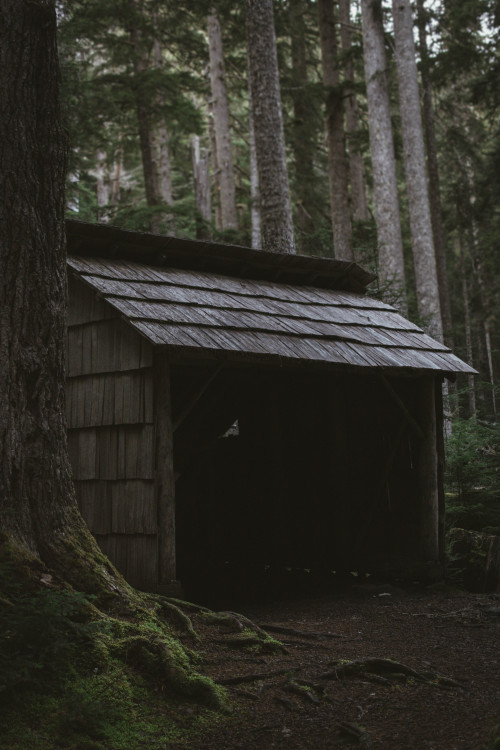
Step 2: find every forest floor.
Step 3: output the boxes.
[171,579,500,750]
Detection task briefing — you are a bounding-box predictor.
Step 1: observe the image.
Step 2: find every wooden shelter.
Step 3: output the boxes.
[66,220,474,594]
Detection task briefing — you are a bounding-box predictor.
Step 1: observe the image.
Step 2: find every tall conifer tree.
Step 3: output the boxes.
[246,0,295,253]
[360,0,407,313]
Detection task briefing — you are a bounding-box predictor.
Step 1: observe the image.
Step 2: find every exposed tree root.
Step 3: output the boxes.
[260,623,341,640]
[339,721,373,746]
[318,657,461,689]
[218,669,293,686]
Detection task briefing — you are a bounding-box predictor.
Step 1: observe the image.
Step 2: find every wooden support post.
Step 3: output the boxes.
[155,352,181,595]
[417,376,440,564]
[435,378,446,565]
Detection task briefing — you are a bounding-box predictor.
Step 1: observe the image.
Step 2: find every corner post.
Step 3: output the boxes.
[417,375,440,564]
[154,352,181,595]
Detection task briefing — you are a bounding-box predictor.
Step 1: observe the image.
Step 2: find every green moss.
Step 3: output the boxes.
[0,547,227,749]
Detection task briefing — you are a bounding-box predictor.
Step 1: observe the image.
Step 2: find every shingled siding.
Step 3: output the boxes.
[67,256,473,375]
[66,276,157,590]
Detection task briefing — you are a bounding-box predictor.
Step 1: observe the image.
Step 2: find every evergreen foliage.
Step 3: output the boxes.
[58,0,498,411]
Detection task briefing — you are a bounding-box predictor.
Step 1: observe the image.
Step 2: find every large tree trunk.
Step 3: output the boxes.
[318,0,353,260]
[416,0,453,347]
[290,0,317,246]
[0,0,120,593]
[360,0,407,313]
[207,10,238,232]
[392,0,442,341]
[338,0,370,223]
[246,0,295,254]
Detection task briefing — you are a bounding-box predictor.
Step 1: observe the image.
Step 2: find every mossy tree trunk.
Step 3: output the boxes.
[0,0,129,599]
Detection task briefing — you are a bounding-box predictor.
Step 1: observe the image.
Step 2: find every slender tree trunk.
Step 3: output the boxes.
[248,77,262,249]
[207,89,222,232]
[207,10,238,231]
[318,0,353,260]
[191,135,212,240]
[458,235,476,417]
[150,36,174,234]
[131,27,158,209]
[338,0,370,223]
[290,0,316,245]
[131,22,174,234]
[470,204,497,419]
[392,0,442,340]
[96,149,111,222]
[110,147,123,206]
[0,0,119,593]
[360,0,407,313]
[246,0,295,254]
[416,0,453,347]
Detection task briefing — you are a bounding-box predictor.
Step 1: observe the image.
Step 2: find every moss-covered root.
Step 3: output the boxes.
[116,634,225,709]
[484,723,500,750]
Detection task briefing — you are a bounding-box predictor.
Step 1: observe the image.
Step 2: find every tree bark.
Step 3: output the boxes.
[392,0,442,340]
[360,0,407,313]
[0,0,119,593]
[191,135,212,240]
[458,234,477,417]
[131,22,174,235]
[290,0,317,245]
[207,10,238,232]
[248,75,262,249]
[416,0,453,347]
[95,149,111,222]
[338,0,370,223]
[246,0,295,254]
[318,0,353,260]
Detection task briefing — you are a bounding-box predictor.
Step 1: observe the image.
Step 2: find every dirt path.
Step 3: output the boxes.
[173,584,500,749]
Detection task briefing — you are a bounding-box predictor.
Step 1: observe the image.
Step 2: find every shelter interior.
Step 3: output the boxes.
[171,361,444,601]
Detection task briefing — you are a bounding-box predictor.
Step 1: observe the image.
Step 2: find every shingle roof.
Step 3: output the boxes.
[67,246,474,375]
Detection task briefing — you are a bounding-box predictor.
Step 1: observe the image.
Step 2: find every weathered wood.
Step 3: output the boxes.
[417,376,439,562]
[66,319,153,377]
[66,371,153,428]
[68,425,154,480]
[67,276,116,325]
[155,352,177,586]
[67,220,376,293]
[95,534,158,592]
[67,250,474,377]
[435,379,446,564]
[75,479,156,534]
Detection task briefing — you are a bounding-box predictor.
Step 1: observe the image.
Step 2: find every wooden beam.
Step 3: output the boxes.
[173,362,225,432]
[417,376,439,562]
[154,352,178,587]
[377,372,425,440]
[435,378,446,565]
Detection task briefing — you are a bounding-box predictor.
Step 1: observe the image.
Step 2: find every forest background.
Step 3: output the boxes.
[1,2,500,748]
[60,0,499,525]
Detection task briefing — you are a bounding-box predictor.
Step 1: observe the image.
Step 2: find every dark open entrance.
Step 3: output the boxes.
[171,365,430,605]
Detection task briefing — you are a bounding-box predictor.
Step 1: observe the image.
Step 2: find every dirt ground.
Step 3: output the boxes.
[172,579,500,750]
